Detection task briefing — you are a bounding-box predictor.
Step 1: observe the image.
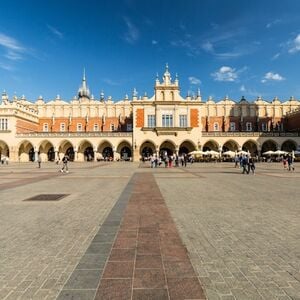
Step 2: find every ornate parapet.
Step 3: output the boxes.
[16,131,133,138]
[202,131,299,137]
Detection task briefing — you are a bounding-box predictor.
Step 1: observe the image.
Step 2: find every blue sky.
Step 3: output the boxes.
[1,0,300,102]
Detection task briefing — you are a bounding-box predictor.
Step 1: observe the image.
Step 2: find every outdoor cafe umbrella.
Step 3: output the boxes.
[262,150,275,156]
[205,150,220,156]
[237,150,248,155]
[188,150,205,156]
[274,150,288,155]
[222,150,236,157]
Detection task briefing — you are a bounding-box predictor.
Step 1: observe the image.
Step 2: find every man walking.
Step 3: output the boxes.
[60,155,69,173]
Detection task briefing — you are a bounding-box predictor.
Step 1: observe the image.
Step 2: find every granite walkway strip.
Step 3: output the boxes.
[95,172,206,300]
[56,173,135,300]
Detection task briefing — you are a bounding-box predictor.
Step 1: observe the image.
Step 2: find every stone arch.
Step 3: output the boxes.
[38,140,55,162]
[261,139,278,153]
[0,140,9,161]
[18,140,35,162]
[159,140,176,156]
[179,140,196,155]
[98,140,114,161]
[203,139,219,151]
[281,139,297,152]
[242,139,258,156]
[222,139,239,152]
[139,140,156,160]
[78,139,94,161]
[117,140,132,161]
[58,140,75,161]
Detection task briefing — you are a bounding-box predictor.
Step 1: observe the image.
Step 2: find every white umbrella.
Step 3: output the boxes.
[206,150,220,156]
[237,150,248,155]
[262,150,275,156]
[188,150,205,156]
[274,150,288,155]
[223,150,236,157]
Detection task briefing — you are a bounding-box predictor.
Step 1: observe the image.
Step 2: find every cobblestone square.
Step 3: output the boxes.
[0,161,299,299]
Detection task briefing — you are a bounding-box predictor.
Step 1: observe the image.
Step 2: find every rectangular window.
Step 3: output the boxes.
[0,118,8,130]
[94,124,99,131]
[162,114,173,127]
[111,124,115,131]
[261,123,267,131]
[77,123,82,132]
[179,115,187,127]
[246,122,252,131]
[43,123,48,132]
[127,124,132,131]
[60,123,65,132]
[229,122,236,131]
[147,115,156,128]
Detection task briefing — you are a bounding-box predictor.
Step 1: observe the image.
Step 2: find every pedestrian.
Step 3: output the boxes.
[60,155,69,173]
[287,155,295,171]
[37,153,42,168]
[248,157,255,174]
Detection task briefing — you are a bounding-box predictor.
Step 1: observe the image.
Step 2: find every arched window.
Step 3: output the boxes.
[94,124,99,131]
[214,122,219,131]
[77,123,82,132]
[60,123,65,132]
[43,123,48,132]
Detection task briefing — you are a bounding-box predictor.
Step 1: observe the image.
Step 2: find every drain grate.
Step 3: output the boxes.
[24,194,69,201]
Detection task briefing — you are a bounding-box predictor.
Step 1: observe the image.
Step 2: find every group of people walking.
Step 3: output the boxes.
[149,153,189,168]
[235,155,256,174]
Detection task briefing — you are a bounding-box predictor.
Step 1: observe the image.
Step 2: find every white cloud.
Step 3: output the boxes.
[271,53,280,60]
[211,66,238,82]
[240,85,246,92]
[188,76,201,85]
[152,40,158,45]
[288,34,300,53]
[47,25,63,39]
[0,62,14,71]
[202,41,214,53]
[0,32,26,61]
[261,72,285,83]
[266,19,281,29]
[103,78,120,86]
[123,17,139,44]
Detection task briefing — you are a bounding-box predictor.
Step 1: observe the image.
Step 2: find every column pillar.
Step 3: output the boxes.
[94,149,97,161]
[34,150,38,162]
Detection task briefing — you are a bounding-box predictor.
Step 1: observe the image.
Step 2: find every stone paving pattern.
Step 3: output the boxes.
[0,161,300,299]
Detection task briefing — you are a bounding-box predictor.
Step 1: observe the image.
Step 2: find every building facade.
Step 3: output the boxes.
[0,65,300,162]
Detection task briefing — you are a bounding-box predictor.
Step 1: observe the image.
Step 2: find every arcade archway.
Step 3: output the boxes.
[222,140,239,152]
[203,140,219,151]
[117,141,132,161]
[242,140,258,156]
[38,140,55,161]
[160,140,176,157]
[179,140,196,155]
[18,140,35,162]
[78,140,94,161]
[281,140,297,152]
[0,140,9,161]
[58,140,75,161]
[261,139,277,153]
[140,140,156,160]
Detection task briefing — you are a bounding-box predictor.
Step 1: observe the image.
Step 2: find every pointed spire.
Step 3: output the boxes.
[163,63,171,85]
[197,88,201,97]
[100,90,104,101]
[78,69,90,99]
